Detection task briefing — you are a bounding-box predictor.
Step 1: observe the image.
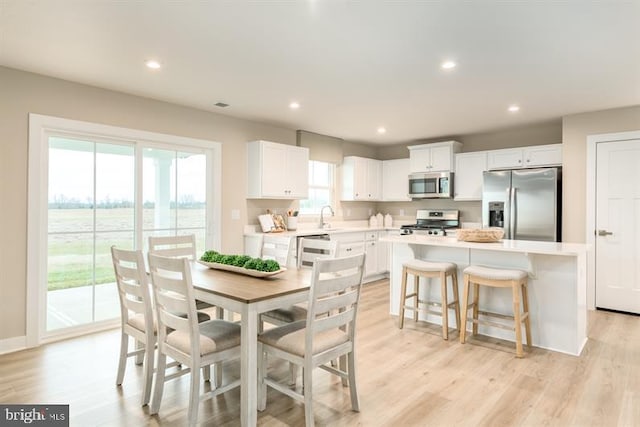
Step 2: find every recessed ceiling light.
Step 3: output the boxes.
[145,60,161,69]
[377,127,387,134]
[508,105,520,112]
[289,101,300,110]
[441,61,457,70]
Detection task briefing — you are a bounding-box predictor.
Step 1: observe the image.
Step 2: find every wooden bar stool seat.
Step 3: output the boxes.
[398,259,460,340]
[459,265,532,358]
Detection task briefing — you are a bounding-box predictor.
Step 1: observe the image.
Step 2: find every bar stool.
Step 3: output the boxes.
[459,265,532,358]
[398,259,460,340]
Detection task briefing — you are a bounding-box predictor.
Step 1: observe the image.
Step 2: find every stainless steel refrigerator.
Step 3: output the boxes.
[482,168,562,242]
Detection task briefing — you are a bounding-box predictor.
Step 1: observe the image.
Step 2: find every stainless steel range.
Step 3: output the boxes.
[400,209,460,236]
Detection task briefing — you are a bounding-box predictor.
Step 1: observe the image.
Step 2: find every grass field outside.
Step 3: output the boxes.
[48,208,206,291]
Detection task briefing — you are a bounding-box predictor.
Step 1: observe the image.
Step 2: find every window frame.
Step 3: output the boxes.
[299,160,336,216]
[27,113,222,346]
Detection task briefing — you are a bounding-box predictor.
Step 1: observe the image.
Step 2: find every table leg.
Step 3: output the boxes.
[241,305,258,427]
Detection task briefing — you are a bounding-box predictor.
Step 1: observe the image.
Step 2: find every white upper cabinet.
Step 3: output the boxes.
[247,140,309,199]
[382,158,411,201]
[487,144,562,170]
[524,144,563,167]
[408,141,462,173]
[454,152,487,201]
[341,156,381,201]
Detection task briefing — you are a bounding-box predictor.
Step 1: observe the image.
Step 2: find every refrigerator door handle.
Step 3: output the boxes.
[504,188,512,239]
[510,187,517,240]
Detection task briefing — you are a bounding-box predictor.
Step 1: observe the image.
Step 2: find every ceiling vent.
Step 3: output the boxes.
[214,102,229,108]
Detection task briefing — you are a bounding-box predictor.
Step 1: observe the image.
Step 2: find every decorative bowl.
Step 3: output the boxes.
[456,228,504,243]
[197,261,286,278]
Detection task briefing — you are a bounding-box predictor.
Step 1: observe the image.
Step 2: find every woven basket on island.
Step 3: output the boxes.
[456,228,504,243]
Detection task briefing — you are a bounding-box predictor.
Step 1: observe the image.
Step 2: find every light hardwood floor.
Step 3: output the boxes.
[2,279,639,426]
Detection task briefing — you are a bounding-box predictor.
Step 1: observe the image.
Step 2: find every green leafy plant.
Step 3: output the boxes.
[200,250,280,272]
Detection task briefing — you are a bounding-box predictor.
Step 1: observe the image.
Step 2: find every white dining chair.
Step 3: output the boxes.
[111,246,213,406]
[261,235,292,267]
[261,238,340,384]
[297,237,338,269]
[111,246,155,406]
[148,234,197,260]
[147,253,241,426]
[149,234,217,314]
[257,253,366,427]
[261,238,338,326]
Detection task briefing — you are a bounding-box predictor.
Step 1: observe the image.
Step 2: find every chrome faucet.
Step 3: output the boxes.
[319,205,334,228]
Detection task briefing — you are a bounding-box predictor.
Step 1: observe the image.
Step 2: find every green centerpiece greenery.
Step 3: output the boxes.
[200,250,281,272]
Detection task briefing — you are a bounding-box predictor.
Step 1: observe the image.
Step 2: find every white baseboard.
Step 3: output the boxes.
[0,335,27,355]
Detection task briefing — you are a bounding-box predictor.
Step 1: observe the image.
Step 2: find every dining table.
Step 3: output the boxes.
[190,262,311,427]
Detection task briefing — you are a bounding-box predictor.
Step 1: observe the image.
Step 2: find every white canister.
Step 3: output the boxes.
[376,212,383,226]
[384,213,393,228]
[369,215,378,227]
[287,216,298,230]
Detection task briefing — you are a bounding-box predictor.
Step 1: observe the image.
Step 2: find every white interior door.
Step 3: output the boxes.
[595,139,640,313]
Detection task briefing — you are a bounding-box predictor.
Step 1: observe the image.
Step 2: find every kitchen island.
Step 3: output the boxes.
[380,234,590,356]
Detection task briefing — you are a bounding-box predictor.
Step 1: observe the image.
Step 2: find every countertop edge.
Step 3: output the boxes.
[380,235,591,256]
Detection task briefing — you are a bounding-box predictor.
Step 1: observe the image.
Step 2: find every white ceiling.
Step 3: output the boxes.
[1,1,639,144]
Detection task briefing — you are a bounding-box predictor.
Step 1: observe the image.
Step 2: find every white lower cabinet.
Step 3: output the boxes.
[329,231,389,281]
[377,231,389,273]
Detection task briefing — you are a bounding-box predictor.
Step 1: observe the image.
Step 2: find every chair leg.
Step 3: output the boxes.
[522,282,532,348]
[440,271,449,340]
[150,352,167,415]
[339,355,348,386]
[213,361,223,387]
[203,365,211,382]
[451,273,461,333]
[141,335,155,406]
[257,343,267,411]
[303,362,314,427]
[398,267,408,329]
[135,339,144,365]
[188,362,201,426]
[116,332,128,386]
[288,362,298,386]
[347,350,360,412]
[512,283,524,358]
[472,282,480,336]
[413,275,419,322]
[460,274,470,344]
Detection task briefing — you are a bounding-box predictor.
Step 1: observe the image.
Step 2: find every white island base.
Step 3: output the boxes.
[382,235,590,356]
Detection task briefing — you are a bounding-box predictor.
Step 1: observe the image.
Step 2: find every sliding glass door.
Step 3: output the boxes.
[45,136,211,335]
[142,148,207,253]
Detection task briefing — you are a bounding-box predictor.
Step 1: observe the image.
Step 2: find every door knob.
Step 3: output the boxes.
[597,229,613,236]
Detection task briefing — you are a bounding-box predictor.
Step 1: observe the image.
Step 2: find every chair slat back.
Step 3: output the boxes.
[262,235,292,266]
[298,238,338,269]
[148,254,200,355]
[111,246,153,328]
[306,254,365,346]
[148,234,197,260]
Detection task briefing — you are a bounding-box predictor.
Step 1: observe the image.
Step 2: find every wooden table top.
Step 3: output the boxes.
[190,262,311,304]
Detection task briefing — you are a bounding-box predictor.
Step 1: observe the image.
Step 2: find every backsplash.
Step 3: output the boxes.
[247,198,481,226]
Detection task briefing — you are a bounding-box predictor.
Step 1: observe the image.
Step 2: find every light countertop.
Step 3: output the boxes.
[380,234,590,257]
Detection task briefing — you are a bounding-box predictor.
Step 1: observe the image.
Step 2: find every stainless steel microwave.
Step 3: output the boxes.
[408,171,454,199]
